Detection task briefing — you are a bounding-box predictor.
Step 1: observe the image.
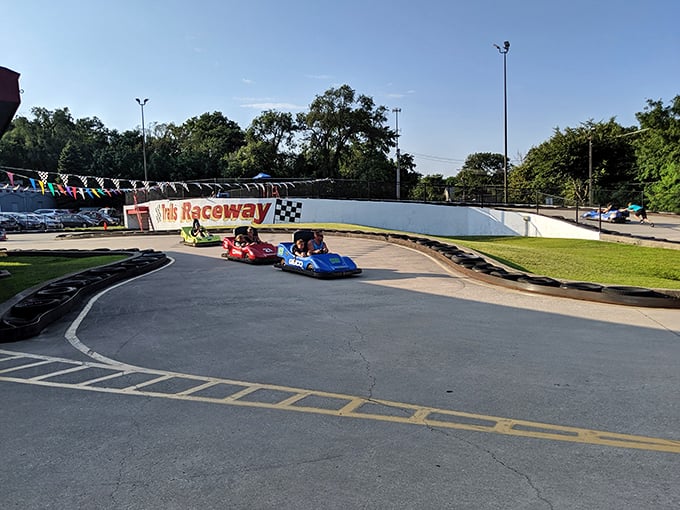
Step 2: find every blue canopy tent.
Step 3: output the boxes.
[252,172,271,179]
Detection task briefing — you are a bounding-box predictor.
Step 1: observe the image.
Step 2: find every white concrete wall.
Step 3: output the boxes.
[124,198,600,240]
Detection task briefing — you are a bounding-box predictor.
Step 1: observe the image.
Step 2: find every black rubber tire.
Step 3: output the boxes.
[11,297,65,318]
[560,282,604,292]
[482,266,507,274]
[471,263,493,272]
[36,286,79,297]
[450,254,483,264]
[490,272,525,280]
[458,260,482,268]
[77,274,105,284]
[472,266,495,274]
[517,276,561,287]
[86,266,127,275]
[2,316,38,327]
[601,286,661,298]
[48,278,91,288]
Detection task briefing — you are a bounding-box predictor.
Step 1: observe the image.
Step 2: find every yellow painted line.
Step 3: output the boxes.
[1,348,679,454]
[177,380,220,396]
[0,359,54,374]
[124,374,173,391]
[30,364,90,381]
[78,371,129,386]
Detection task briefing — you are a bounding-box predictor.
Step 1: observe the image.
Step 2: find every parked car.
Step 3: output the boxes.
[0,213,21,232]
[2,212,44,230]
[0,228,6,241]
[34,212,65,230]
[57,213,98,228]
[80,210,120,226]
[98,207,121,219]
[33,208,71,216]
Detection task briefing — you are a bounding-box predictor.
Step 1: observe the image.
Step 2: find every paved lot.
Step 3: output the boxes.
[1,232,680,509]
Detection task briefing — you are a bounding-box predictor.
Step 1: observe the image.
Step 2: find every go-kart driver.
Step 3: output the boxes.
[307,230,329,255]
[191,218,208,237]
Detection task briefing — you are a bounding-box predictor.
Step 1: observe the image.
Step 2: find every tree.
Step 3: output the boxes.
[511,119,637,204]
[298,85,392,179]
[172,112,245,180]
[57,140,86,174]
[229,110,300,177]
[409,174,446,201]
[461,152,507,184]
[634,96,680,212]
[224,141,277,179]
[249,110,297,153]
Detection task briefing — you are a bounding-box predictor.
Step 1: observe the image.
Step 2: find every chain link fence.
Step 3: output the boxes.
[130,179,652,212]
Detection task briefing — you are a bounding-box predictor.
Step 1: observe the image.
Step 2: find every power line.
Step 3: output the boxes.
[411,152,466,164]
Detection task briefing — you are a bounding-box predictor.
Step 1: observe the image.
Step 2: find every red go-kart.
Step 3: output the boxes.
[221,226,279,264]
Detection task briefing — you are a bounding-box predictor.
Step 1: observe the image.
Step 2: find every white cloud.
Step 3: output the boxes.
[240,102,306,111]
[387,90,416,99]
[305,74,333,80]
[242,78,254,85]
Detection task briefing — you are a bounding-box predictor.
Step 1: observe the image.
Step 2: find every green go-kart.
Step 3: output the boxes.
[180,222,222,247]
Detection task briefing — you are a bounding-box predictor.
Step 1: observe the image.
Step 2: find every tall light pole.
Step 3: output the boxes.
[135,97,149,183]
[392,107,402,200]
[588,133,593,206]
[493,40,510,203]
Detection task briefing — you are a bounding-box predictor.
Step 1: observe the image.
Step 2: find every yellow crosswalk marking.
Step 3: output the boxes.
[2,349,679,454]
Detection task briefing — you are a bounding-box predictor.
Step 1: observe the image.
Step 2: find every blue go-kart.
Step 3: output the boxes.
[274,230,362,278]
[581,207,629,224]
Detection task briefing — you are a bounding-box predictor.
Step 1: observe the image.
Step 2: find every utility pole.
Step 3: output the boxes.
[392,108,401,200]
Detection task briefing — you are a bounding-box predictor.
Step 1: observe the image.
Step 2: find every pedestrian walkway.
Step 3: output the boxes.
[511,207,680,246]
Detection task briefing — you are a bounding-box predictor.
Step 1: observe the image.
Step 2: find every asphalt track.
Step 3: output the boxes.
[2,232,680,509]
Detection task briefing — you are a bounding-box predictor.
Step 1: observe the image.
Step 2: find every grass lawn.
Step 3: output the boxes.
[0,254,127,303]
[443,236,680,290]
[262,224,680,290]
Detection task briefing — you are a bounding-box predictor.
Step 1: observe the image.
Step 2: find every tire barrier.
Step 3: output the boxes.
[339,230,680,309]
[0,249,170,343]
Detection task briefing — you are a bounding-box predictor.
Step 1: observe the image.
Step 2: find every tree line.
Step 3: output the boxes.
[0,84,677,212]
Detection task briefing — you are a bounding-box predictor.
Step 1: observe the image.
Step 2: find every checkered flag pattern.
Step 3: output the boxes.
[275,199,303,223]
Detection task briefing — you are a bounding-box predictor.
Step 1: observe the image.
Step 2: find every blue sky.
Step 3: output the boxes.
[4,0,679,177]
